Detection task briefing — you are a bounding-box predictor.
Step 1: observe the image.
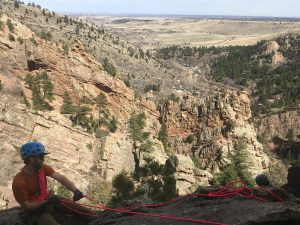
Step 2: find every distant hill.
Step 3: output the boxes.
[156,34,300,116]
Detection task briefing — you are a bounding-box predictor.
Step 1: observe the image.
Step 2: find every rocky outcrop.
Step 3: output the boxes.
[0,15,159,207]
[0,192,9,210]
[256,110,300,150]
[2,188,300,225]
[266,41,284,67]
[2,165,300,225]
[162,90,269,177]
[165,154,213,195]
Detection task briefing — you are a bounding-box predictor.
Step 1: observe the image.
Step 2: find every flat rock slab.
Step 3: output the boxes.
[1,191,300,225]
[89,196,300,225]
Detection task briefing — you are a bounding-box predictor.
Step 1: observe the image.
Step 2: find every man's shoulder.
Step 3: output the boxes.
[12,170,26,185]
[42,164,54,170]
[42,164,55,176]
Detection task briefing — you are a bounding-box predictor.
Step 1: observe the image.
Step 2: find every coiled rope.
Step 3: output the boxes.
[60,180,284,225]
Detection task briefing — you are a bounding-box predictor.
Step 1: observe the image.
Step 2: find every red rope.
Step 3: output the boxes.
[60,180,285,225]
[61,198,227,225]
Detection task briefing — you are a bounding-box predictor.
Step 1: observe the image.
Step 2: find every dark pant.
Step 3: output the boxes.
[20,204,59,225]
[25,200,95,225]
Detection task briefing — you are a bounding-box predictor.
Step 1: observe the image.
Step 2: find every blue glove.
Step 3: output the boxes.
[48,195,61,205]
[73,189,84,201]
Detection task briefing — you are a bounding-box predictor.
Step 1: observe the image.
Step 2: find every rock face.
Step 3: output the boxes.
[162,91,269,177]
[0,15,161,208]
[2,166,300,225]
[256,110,300,150]
[266,41,284,67]
[166,154,196,195]
[89,196,300,225]
[0,13,271,207]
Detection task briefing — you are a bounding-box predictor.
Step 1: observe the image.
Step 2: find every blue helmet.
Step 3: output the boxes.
[255,174,270,186]
[20,142,50,159]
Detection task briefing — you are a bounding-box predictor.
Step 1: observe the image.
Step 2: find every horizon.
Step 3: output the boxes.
[67,12,300,20]
[21,0,300,18]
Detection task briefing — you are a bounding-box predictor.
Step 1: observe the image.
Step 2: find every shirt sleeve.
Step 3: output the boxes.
[12,181,28,204]
[43,164,55,177]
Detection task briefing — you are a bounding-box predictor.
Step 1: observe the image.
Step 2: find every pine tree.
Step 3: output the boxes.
[6,19,14,32]
[111,170,134,203]
[38,71,54,101]
[71,104,92,126]
[25,72,54,110]
[108,117,117,133]
[61,92,75,114]
[95,92,108,126]
[158,123,168,152]
[128,112,153,179]
[213,138,253,186]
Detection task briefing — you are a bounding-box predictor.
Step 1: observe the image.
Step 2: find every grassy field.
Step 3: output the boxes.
[82,16,300,49]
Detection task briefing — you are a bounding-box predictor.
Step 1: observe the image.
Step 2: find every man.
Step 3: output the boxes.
[12,141,88,225]
[255,174,272,187]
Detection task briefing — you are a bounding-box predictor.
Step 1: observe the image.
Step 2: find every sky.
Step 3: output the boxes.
[22,0,300,18]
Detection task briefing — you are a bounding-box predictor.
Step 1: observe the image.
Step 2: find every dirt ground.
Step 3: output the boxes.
[82,16,300,49]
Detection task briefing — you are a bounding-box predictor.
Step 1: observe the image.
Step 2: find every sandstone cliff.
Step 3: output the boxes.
[161,90,269,194]
[0,14,164,208]
[256,110,300,151]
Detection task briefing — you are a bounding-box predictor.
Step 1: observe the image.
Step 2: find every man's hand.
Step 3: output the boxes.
[73,189,84,201]
[48,195,61,205]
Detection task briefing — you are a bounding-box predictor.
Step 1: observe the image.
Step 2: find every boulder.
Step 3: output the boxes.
[283,166,300,198]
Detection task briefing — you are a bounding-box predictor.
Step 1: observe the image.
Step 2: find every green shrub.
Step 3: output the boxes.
[213,163,240,186]
[158,123,168,152]
[17,37,24,44]
[185,134,194,144]
[6,19,14,32]
[169,93,179,102]
[57,185,72,198]
[20,90,30,108]
[266,162,288,187]
[275,137,300,165]
[162,175,178,201]
[61,92,75,114]
[40,30,52,41]
[108,117,117,133]
[95,128,109,139]
[86,142,93,150]
[124,79,130,87]
[144,84,160,93]
[111,170,135,203]
[95,92,108,126]
[25,72,54,110]
[8,33,15,42]
[0,80,3,91]
[103,58,116,76]
[87,177,112,205]
[70,105,94,131]
[191,156,201,169]
[213,138,254,186]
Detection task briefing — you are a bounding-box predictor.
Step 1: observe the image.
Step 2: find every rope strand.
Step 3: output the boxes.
[59,180,285,225]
